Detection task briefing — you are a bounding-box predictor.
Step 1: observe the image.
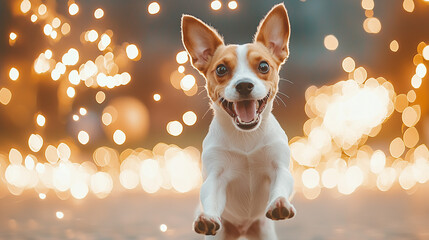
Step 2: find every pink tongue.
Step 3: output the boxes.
[234,100,257,123]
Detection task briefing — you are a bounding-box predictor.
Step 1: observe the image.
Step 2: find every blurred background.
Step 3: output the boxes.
[0,0,429,239]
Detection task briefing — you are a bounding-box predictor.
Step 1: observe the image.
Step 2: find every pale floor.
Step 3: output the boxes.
[0,184,428,240]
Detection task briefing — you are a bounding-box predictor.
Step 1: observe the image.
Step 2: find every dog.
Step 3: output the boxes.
[181,3,296,240]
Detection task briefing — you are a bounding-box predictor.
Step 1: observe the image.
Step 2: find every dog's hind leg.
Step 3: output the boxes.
[245,218,277,240]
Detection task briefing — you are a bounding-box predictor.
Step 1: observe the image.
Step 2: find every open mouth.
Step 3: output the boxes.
[220,92,270,130]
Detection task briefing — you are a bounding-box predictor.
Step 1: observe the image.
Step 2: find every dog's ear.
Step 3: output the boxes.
[181,15,224,74]
[254,3,291,64]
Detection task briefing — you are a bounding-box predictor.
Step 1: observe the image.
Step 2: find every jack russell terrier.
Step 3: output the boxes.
[181,3,296,240]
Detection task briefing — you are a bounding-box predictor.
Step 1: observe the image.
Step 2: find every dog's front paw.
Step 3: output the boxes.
[266,197,296,221]
[193,213,221,235]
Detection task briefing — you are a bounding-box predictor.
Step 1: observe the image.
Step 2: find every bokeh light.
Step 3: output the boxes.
[69,3,79,16]
[324,35,339,51]
[182,111,197,126]
[228,1,238,10]
[9,67,19,81]
[94,8,104,19]
[211,0,222,10]
[167,121,183,136]
[148,2,161,15]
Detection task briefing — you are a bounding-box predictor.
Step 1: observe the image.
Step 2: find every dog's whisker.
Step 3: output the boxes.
[198,89,207,96]
[201,107,212,120]
[279,78,293,84]
[277,91,290,99]
[275,95,287,107]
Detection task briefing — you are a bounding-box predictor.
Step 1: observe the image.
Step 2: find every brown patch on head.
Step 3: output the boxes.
[246,42,281,100]
[204,45,237,102]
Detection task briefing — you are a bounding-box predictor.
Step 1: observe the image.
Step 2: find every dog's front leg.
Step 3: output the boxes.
[194,170,227,235]
[265,146,296,221]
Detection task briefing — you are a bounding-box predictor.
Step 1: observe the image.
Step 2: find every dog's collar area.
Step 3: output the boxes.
[220,92,270,130]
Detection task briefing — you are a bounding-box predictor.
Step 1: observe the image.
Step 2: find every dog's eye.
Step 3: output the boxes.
[215,64,228,77]
[258,61,270,74]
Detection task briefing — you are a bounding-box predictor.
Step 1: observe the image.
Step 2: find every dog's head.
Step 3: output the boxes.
[181,4,290,131]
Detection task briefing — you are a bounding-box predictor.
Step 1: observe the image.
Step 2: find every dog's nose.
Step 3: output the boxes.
[236,82,254,95]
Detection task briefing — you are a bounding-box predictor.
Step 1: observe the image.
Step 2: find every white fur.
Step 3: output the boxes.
[224,45,268,102]
[196,46,295,240]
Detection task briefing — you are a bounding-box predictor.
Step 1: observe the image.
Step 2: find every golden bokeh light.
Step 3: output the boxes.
[56,211,64,219]
[52,18,61,28]
[176,51,188,64]
[167,121,183,136]
[415,63,427,78]
[113,130,126,145]
[102,112,112,126]
[62,48,79,66]
[423,45,429,60]
[342,57,355,72]
[182,111,197,126]
[68,70,80,85]
[44,49,53,59]
[78,131,90,145]
[38,4,47,15]
[148,2,160,15]
[73,115,80,121]
[30,14,37,22]
[370,150,386,174]
[411,75,422,88]
[120,169,140,190]
[66,87,76,98]
[394,94,408,112]
[403,0,415,13]
[0,88,12,105]
[403,127,419,148]
[77,109,87,118]
[28,134,43,152]
[61,23,71,35]
[36,114,46,127]
[69,3,79,16]
[363,17,381,34]
[9,32,17,41]
[406,90,416,103]
[9,148,23,165]
[43,24,53,36]
[96,91,106,104]
[126,44,139,60]
[87,30,99,42]
[9,67,19,81]
[390,137,405,158]
[178,65,185,73]
[90,172,113,199]
[45,145,58,164]
[94,8,104,19]
[153,93,161,101]
[20,0,31,13]
[321,168,339,189]
[228,1,238,10]
[361,0,374,10]
[180,74,196,91]
[302,168,320,189]
[71,181,89,199]
[390,40,399,52]
[211,0,222,10]
[39,193,46,200]
[160,224,168,232]
[324,34,339,51]
[402,106,420,127]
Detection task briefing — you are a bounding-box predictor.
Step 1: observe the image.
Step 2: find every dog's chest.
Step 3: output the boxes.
[222,150,273,221]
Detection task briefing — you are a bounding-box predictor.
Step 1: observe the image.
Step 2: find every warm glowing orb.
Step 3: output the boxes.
[148,2,160,15]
